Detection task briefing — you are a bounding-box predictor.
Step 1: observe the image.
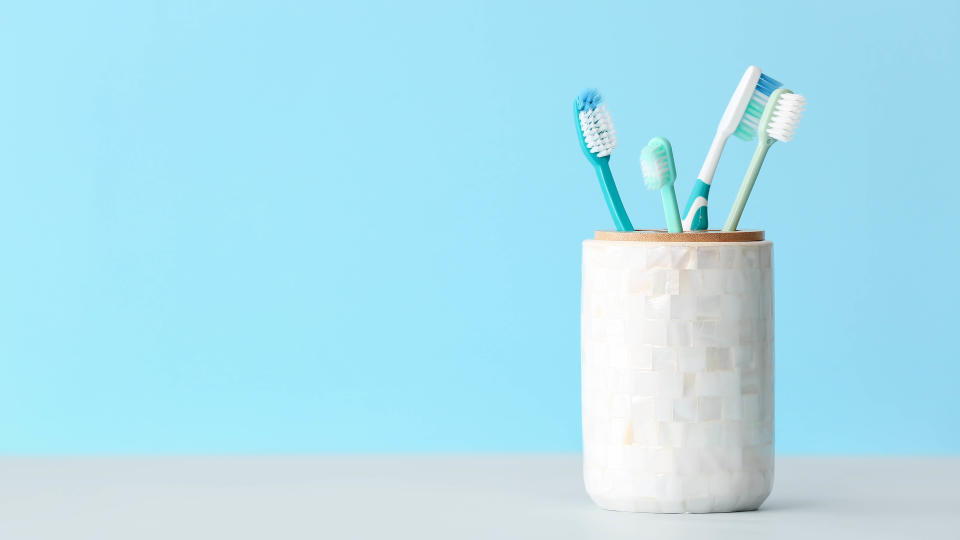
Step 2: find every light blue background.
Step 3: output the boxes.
[0,1,957,454]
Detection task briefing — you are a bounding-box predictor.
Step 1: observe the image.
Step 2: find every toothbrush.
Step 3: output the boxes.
[639,137,683,233]
[574,89,633,231]
[681,66,782,230]
[723,88,806,231]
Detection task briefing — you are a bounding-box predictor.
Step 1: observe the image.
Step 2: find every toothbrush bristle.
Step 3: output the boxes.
[755,73,781,96]
[578,90,616,157]
[766,93,806,142]
[639,141,675,190]
[577,88,603,112]
[733,72,783,141]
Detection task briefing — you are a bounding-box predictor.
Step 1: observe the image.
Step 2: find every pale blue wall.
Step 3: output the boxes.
[0,0,957,453]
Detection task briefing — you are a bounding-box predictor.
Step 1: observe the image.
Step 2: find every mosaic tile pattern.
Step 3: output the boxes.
[581,240,774,513]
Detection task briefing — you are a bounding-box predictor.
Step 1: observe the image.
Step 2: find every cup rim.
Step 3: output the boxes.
[593,229,765,242]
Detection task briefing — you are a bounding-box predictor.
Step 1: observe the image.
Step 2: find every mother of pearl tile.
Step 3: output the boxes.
[582,240,774,513]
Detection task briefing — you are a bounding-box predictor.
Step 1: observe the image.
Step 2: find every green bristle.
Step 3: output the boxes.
[733,124,755,141]
[734,96,767,141]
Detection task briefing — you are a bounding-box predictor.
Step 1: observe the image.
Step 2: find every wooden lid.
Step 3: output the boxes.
[594,229,765,242]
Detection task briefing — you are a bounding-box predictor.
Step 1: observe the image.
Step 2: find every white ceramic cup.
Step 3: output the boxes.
[581,230,773,513]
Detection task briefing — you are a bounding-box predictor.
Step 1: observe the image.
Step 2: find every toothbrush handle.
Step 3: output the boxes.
[683,130,728,231]
[724,139,773,232]
[681,179,710,231]
[661,186,683,233]
[596,159,634,232]
[696,131,727,184]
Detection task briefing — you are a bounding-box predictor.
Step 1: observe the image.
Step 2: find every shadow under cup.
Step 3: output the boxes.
[581,230,773,514]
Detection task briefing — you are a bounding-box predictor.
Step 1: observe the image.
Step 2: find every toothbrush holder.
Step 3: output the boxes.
[581,229,773,513]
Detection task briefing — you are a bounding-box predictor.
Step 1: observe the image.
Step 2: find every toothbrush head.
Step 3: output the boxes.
[639,136,677,190]
[733,71,783,141]
[575,89,616,162]
[759,88,807,142]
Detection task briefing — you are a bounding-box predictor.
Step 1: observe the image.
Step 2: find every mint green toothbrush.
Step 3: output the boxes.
[639,137,682,233]
[724,88,807,231]
[574,89,633,231]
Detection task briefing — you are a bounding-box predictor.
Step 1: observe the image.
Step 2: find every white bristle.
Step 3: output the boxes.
[640,148,670,189]
[767,93,806,142]
[579,104,616,157]
[640,160,659,185]
[752,90,770,108]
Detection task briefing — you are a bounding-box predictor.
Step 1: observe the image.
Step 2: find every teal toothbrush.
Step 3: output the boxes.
[574,89,633,231]
[639,137,682,233]
[723,88,807,231]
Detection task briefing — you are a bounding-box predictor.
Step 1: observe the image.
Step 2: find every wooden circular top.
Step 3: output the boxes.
[594,229,765,242]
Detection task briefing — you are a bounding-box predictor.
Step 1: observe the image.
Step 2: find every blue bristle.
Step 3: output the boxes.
[755,73,782,96]
[577,89,602,112]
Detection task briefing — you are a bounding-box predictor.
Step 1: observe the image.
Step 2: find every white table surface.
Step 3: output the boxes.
[0,456,956,539]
